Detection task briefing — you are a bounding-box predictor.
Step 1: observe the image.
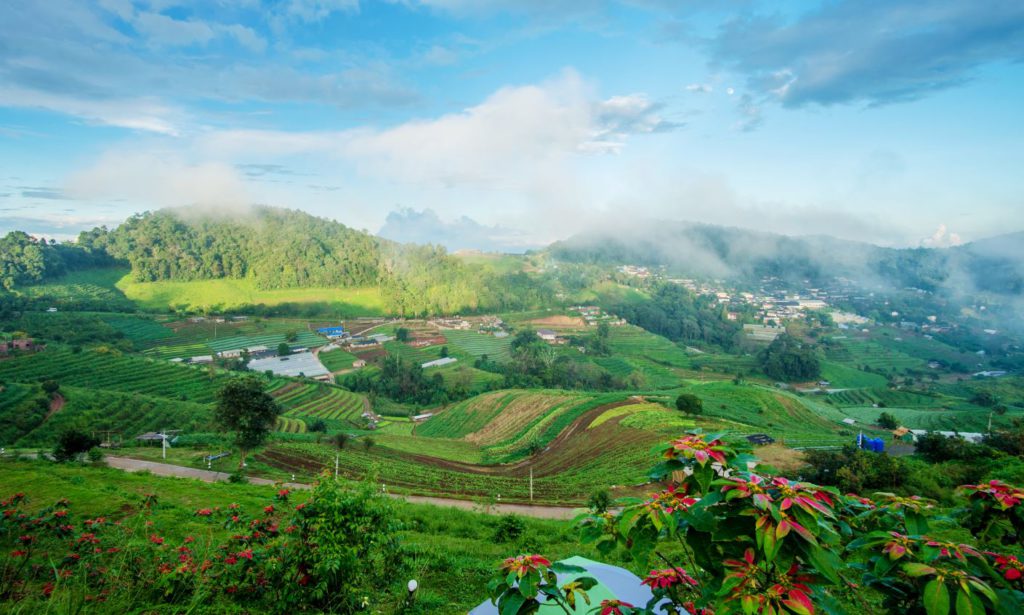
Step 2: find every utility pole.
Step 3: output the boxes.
[335,454,339,480]
[161,428,167,460]
[529,467,534,503]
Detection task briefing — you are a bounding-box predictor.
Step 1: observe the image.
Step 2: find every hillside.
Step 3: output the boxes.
[549,221,1024,296]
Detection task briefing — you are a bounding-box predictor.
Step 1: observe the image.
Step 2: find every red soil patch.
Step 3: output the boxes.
[45,394,65,421]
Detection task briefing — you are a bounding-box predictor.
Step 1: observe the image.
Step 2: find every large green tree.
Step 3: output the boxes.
[758,334,821,382]
[213,377,281,468]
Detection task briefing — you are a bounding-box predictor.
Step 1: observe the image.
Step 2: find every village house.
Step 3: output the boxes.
[537,329,557,342]
[0,338,35,354]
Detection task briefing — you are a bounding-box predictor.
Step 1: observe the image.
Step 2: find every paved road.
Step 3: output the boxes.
[103,456,582,520]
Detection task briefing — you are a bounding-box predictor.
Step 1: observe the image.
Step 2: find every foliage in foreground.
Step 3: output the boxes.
[489,430,1024,614]
[0,473,402,613]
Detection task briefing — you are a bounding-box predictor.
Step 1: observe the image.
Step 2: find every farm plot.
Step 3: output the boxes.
[382,341,442,365]
[318,348,360,372]
[689,382,844,440]
[443,330,512,361]
[827,388,940,408]
[0,349,226,404]
[463,392,580,446]
[433,364,503,391]
[2,385,212,447]
[836,404,1021,433]
[416,391,520,439]
[99,316,175,345]
[274,416,308,434]
[272,382,366,424]
[829,338,925,373]
[607,326,692,367]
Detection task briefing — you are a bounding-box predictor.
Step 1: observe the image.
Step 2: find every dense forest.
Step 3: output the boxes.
[605,283,740,349]
[0,230,113,290]
[83,207,381,288]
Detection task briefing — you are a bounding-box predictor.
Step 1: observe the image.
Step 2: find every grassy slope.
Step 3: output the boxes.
[116,274,386,315]
[0,459,632,613]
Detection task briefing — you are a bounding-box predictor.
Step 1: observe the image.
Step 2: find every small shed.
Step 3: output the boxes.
[537,329,557,341]
[352,359,367,368]
[745,433,775,446]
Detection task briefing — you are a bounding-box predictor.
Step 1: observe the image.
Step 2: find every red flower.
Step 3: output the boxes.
[149,534,165,545]
[263,505,274,515]
[225,555,238,565]
[237,548,254,560]
[184,536,195,543]
[53,510,68,518]
[642,567,698,589]
[599,599,634,615]
[663,434,731,466]
[500,554,552,578]
[11,550,28,558]
[195,508,213,516]
[18,535,34,544]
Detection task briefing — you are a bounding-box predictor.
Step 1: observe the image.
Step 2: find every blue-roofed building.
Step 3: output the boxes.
[317,326,346,338]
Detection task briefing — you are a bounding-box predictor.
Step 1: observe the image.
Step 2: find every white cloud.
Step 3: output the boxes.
[0,85,184,135]
[685,83,712,93]
[65,151,250,208]
[921,224,964,248]
[283,0,360,23]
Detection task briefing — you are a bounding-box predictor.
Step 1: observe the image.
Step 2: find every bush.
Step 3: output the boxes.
[877,411,899,429]
[493,514,526,543]
[334,433,351,449]
[227,469,246,483]
[675,393,703,415]
[52,429,100,462]
[308,418,327,433]
[588,488,611,513]
[86,447,104,463]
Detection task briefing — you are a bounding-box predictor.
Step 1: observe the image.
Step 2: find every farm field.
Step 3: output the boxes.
[317,347,361,371]
[824,336,926,373]
[140,318,325,360]
[268,380,367,428]
[15,268,137,311]
[0,348,228,404]
[116,275,387,315]
[443,329,513,361]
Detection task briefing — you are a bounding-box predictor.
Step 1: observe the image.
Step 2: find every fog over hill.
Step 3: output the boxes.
[548,220,1024,299]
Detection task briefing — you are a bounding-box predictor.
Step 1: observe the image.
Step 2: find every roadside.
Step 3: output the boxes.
[103,455,581,520]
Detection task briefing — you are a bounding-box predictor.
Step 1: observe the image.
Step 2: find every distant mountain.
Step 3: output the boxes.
[548,221,1024,296]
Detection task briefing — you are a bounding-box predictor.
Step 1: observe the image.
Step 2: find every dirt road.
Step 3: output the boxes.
[103,456,582,520]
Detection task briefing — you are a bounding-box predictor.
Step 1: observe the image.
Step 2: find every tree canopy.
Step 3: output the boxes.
[213,377,281,468]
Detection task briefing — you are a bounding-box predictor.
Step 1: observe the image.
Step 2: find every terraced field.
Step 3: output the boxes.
[269,381,366,425]
[318,348,360,371]
[140,319,325,359]
[0,384,212,447]
[0,348,226,404]
[443,330,512,361]
[827,388,940,408]
[99,316,175,345]
[825,337,925,373]
[274,416,308,434]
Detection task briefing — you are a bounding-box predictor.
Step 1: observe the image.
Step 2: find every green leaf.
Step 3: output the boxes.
[903,563,938,578]
[955,588,983,615]
[575,576,599,590]
[549,563,585,574]
[905,510,930,536]
[924,579,951,615]
[804,544,843,585]
[500,591,526,615]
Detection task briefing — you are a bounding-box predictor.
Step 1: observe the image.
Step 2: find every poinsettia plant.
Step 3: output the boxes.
[567,429,1024,614]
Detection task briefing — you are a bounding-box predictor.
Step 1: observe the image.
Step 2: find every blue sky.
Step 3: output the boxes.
[1,0,1022,250]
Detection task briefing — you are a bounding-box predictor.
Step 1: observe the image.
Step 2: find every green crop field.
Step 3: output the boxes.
[269,381,367,425]
[0,348,228,404]
[99,315,176,345]
[825,337,926,373]
[116,275,386,315]
[140,318,325,360]
[382,340,443,365]
[835,404,1022,432]
[0,383,212,446]
[443,330,513,361]
[16,268,137,311]
[819,361,890,388]
[318,348,360,371]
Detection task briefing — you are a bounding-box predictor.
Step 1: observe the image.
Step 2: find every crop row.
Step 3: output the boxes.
[273,383,365,422]
[0,349,225,404]
[274,416,308,434]
[443,330,512,361]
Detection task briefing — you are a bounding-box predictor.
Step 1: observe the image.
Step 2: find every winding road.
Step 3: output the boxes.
[103,456,582,520]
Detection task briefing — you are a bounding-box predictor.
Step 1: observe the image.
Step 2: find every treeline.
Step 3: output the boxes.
[84,207,381,289]
[605,283,739,349]
[0,231,113,290]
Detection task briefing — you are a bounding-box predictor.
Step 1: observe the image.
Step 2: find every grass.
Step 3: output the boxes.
[0,459,640,613]
[116,275,386,315]
[443,329,513,361]
[318,348,360,371]
[16,268,136,311]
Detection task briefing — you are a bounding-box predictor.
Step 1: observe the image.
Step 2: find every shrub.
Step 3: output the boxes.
[52,429,100,462]
[493,514,526,543]
[588,488,611,513]
[674,393,703,415]
[308,418,327,433]
[878,411,899,429]
[86,447,104,463]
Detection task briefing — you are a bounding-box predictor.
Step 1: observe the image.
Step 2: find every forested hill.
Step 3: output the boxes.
[0,206,553,315]
[83,207,381,289]
[548,222,1024,296]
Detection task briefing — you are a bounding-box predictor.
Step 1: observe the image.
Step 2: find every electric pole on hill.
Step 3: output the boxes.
[529,467,533,502]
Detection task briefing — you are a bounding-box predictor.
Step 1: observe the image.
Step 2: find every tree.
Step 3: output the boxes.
[277,342,291,357]
[395,327,410,342]
[213,377,281,468]
[759,334,821,382]
[41,379,60,395]
[440,345,449,358]
[675,393,703,415]
[53,429,101,462]
[877,411,899,429]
